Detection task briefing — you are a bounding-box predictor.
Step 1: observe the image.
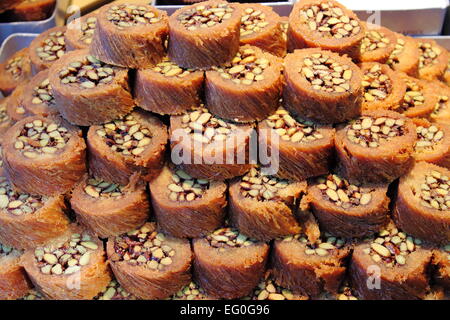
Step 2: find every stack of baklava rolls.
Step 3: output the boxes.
[0,0,448,300]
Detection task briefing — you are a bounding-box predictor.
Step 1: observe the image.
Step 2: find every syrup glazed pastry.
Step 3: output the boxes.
[359,62,406,112]
[150,165,227,238]
[107,222,193,300]
[258,107,334,181]
[287,0,365,60]
[0,99,13,138]
[357,23,396,63]
[394,162,450,245]
[168,0,242,69]
[134,57,204,116]
[170,107,254,180]
[65,13,97,51]
[193,227,269,299]
[417,39,449,81]
[0,244,32,300]
[29,26,66,74]
[271,232,351,298]
[238,3,284,57]
[48,49,134,126]
[10,0,56,21]
[5,83,29,122]
[90,3,169,69]
[0,48,32,96]
[283,48,363,124]
[430,82,450,125]
[0,0,25,14]
[350,223,431,300]
[70,174,150,239]
[229,167,306,241]
[21,225,111,300]
[413,119,450,168]
[170,281,212,300]
[2,116,86,196]
[87,110,168,186]
[21,70,58,117]
[432,245,450,290]
[308,173,390,238]
[0,175,69,250]
[205,45,282,122]
[386,33,420,77]
[335,110,416,184]
[94,279,137,300]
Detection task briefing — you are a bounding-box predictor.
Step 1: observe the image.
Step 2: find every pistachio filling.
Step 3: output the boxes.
[266,108,323,143]
[107,5,161,29]
[240,7,269,37]
[418,170,449,211]
[0,101,9,125]
[97,115,153,157]
[414,125,444,151]
[79,17,97,44]
[212,48,269,85]
[5,56,24,80]
[15,120,71,159]
[167,168,210,202]
[301,53,352,93]
[240,167,289,201]
[346,116,405,148]
[362,64,392,102]
[0,243,14,258]
[152,57,191,78]
[181,107,238,144]
[206,227,256,250]
[94,280,135,300]
[299,1,361,39]
[0,177,47,215]
[418,42,442,69]
[34,233,99,275]
[177,3,233,31]
[283,232,346,257]
[172,282,208,300]
[35,31,65,62]
[245,275,296,300]
[113,224,175,270]
[363,227,421,267]
[360,29,390,53]
[59,55,115,88]
[21,289,44,300]
[316,174,373,208]
[31,77,54,106]
[398,79,425,113]
[84,178,125,198]
[386,37,406,67]
[432,95,448,117]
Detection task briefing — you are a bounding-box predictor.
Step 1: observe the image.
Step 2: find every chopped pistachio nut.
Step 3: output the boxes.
[94,280,136,300]
[244,274,297,300]
[299,1,361,39]
[432,95,448,118]
[316,174,373,208]
[0,177,47,215]
[177,3,234,31]
[31,77,54,106]
[360,29,390,53]
[35,31,65,62]
[336,282,358,300]
[206,227,256,251]
[171,282,208,300]
[301,53,352,93]
[386,38,406,67]
[107,4,161,29]
[97,114,153,157]
[266,108,323,143]
[152,57,191,78]
[113,224,175,270]
[84,178,125,198]
[280,20,288,41]
[5,56,24,80]
[414,125,444,151]
[0,100,9,125]
[418,42,442,69]
[362,64,392,102]
[419,170,450,211]
[346,116,405,148]
[240,167,289,202]
[20,289,44,300]
[240,7,269,37]
[167,168,210,202]
[15,120,71,158]
[0,243,15,258]
[79,17,97,45]
[398,79,425,113]
[212,48,269,85]
[283,232,346,257]
[34,232,98,275]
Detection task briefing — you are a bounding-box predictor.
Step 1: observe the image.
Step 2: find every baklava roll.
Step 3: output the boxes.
[413,118,450,168]
[386,34,420,77]
[2,116,86,196]
[29,26,67,74]
[358,23,396,63]
[10,0,56,21]
[21,70,58,117]
[65,13,97,51]
[417,39,449,81]
[244,271,308,300]
[0,48,32,96]
[107,222,192,299]
[94,279,137,300]
[0,244,32,300]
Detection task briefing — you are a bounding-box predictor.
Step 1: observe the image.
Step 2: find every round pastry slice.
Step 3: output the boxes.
[0,99,13,138]
[170,107,254,180]
[359,62,406,111]
[70,174,150,239]
[386,33,420,77]
[90,3,168,69]
[417,39,449,81]
[358,23,396,63]
[150,165,227,238]
[432,245,450,290]
[94,278,138,300]
[239,3,284,57]
[134,57,203,115]
[193,227,269,299]
[308,173,390,238]
[87,110,168,186]
[21,70,58,117]
[21,225,111,300]
[170,281,212,300]
[271,232,351,298]
[107,222,193,300]
[229,167,305,241]
[258,107,334,181]
[287,0,365,59]
[48,49,134,126]
[205,45,282,122]
[2,115,86,196]
[430,82,450,125]
[413,119,450,168]
[350,223,431,300]
[0,244,32,300]
[283,48,363,124]
[5,83,29,122]
[335,110,416,184]
[65,13,97,51]
[10,0,56,21]
[394,162,450,245]
[168,0,242,69]
[0,48,32,96]
[0,175,69,249]
[29,26,67,74]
